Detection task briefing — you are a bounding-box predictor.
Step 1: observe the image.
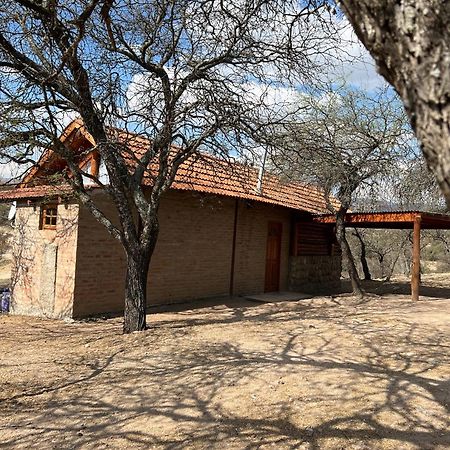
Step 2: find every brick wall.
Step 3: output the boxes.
[233,200,291,294]
[11,202,79,318]
[10,191,341,319]
[72,190,292,317]
[11,191,341,317]
[70,192,123,317]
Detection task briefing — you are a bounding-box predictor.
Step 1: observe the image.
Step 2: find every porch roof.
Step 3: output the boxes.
[313,211,450,230]
[313,210,450,302]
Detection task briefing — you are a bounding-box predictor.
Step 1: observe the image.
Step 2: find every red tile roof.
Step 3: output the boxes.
[0,185,73,200]
[170,156,333,213]
[0,122,336,214]
[113,129,336,213]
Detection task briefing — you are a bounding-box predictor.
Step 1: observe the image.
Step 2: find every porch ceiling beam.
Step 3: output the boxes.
[313,211,450,230]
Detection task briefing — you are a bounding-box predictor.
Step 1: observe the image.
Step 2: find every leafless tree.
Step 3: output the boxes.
[347,152,448,282]
[339,1,450,208]
[433,231,450,256]
[349,229,412,281]
[271,86,410,296]
[0,0,342,332]
[351,229,371,280]
[391,155,446,212]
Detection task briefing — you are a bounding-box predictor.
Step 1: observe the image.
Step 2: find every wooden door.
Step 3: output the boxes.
[264,222,282,292]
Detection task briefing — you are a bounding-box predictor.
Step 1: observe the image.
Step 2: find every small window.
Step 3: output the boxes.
[41,204,58,230]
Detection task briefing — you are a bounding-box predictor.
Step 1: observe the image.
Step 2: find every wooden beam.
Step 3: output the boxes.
[411,215,421,301]
[91,152,100,178]
[314,212,418,226]
[313,211,450,230]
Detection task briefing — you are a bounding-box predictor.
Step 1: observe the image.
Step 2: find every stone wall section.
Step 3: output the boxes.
[10,202,79,318]
[288,254,342,293]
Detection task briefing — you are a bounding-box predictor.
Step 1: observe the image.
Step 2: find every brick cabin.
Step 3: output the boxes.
[0,121,341,319]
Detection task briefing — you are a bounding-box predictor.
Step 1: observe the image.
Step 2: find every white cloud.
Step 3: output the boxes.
[0,160,31,184]
[331,19,387,91]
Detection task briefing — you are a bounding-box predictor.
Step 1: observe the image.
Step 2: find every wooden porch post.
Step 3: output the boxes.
[411,215,421,301]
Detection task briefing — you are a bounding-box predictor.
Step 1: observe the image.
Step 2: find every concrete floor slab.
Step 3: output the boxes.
[244,291,312,303]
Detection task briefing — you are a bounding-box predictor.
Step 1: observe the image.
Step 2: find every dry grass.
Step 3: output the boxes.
[0,276,449,449]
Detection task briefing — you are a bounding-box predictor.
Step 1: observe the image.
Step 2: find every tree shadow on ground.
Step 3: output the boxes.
[1,295,449,449]
[338,277,450,300]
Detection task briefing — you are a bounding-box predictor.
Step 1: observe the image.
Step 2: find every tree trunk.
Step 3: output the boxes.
[336,209,364,297]
[123,252,151,333]
[353,229,372,280]
[386,234,409,281]
[340,1,450,207]
[386,251,400,282]
[378,255,385,279]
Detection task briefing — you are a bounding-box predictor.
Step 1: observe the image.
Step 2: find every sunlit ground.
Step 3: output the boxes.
[0,275,449,449]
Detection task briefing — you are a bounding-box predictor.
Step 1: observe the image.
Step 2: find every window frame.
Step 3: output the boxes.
[40,204,58,230]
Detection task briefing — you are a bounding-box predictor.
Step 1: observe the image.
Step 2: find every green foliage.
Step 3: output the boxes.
[349,228,450,278]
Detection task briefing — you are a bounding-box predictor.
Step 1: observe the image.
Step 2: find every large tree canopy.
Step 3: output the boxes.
[0,0,341,331]
[339,0,450,208]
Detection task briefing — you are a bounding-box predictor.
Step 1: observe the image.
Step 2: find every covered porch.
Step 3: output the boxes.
[314,211,450,300]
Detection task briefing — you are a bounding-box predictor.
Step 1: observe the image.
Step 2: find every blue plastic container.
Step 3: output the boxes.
[1,288,10,313]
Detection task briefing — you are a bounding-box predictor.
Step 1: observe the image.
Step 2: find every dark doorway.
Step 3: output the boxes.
[265,221,282,292]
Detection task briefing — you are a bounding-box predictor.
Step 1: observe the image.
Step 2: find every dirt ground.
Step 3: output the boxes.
[0,276,449,449]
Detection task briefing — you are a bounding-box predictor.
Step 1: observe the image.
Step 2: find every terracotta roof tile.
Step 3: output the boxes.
[0,122,336,213]
[168,155,332,213]
[0,185,72,201]
[115,130,335,213]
